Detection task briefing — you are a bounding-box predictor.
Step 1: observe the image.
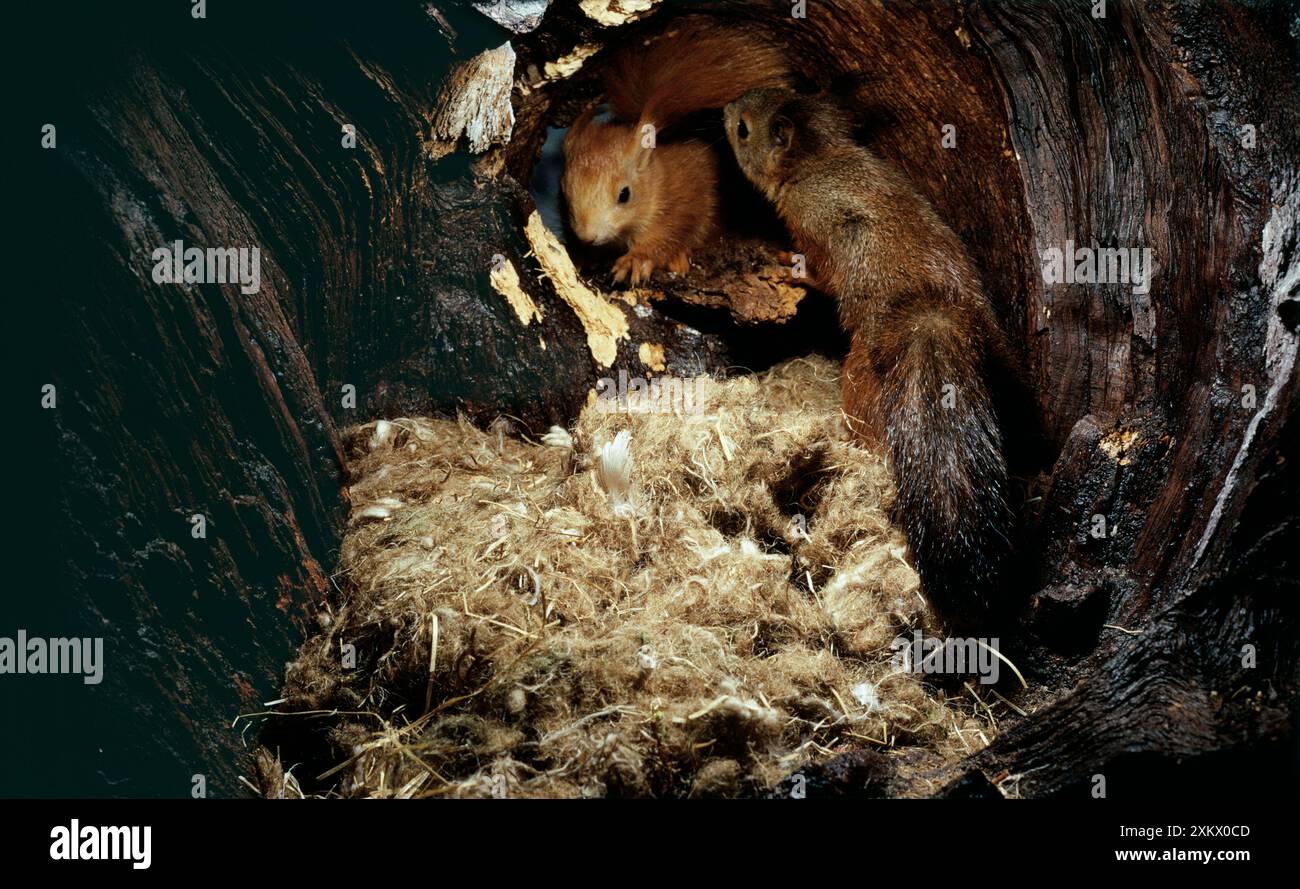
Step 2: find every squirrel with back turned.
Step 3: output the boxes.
[562,18,791,285]
[725,88,1016,627]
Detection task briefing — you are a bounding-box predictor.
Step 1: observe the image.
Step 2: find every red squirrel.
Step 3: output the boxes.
[724,88,1015,626]
[562,17,791,286]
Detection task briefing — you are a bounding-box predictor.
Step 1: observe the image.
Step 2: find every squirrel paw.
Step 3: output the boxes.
[666,251,692,276]
[612,253,656,287]
[776,249,816,285]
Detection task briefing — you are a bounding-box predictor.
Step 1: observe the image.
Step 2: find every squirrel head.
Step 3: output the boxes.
[725,88,854,198]
[561,107,658,248]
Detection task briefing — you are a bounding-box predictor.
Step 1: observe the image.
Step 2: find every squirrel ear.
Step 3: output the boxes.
[626,124,655,174]
[771,114,794,149]
[631,141,654,174]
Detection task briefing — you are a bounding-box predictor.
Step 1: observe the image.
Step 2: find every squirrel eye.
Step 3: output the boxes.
[618,186,631,204]
[737,119,749,140]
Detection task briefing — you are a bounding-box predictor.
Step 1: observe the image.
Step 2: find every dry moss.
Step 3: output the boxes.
[276,356,998,797]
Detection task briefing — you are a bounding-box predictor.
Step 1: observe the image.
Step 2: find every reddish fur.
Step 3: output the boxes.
[563,17,790,285]
[605,17,792,132]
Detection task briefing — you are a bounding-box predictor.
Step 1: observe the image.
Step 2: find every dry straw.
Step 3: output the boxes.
[274,356,998,797]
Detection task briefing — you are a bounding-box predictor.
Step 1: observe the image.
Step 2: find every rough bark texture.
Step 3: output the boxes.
[8,0,1297,797]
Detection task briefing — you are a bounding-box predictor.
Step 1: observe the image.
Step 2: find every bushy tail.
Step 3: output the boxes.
[877,311,1013,627]
[605,16,791,131]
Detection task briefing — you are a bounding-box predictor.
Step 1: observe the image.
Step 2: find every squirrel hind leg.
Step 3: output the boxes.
[666,250,692,276]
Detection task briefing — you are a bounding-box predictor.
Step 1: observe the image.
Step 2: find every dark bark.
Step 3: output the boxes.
[9,0,1297,797]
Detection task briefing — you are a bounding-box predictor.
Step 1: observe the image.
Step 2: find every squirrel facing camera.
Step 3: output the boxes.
[560,17,791,286]
[726,87,1017,631]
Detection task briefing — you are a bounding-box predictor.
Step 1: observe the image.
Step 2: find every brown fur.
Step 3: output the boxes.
[725,88,1014,625]
[605,17,793,133]
[562,18,790,285]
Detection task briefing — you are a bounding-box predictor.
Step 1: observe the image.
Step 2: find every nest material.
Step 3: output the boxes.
[277,356,998,797]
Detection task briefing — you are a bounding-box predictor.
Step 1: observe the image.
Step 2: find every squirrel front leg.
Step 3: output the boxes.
[614,206,706,286]
[776,248,824,290]
[841,331,887,449]
[612,249,692,285]
[612,224,671,286]
[666,251,692,275]
[611,251,658,286]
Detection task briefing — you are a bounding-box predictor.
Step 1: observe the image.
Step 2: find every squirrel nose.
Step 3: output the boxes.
[574,218,606,246]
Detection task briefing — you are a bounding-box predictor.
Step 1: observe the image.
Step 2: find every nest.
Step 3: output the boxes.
[274,356,1001,797]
